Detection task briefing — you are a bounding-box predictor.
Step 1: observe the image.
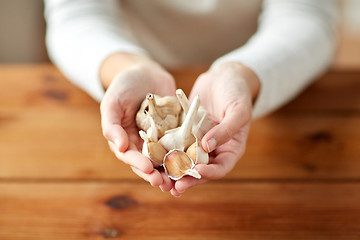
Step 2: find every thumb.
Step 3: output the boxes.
[100,101,129,152]
[102,124,129,152]
[201,101,250,153]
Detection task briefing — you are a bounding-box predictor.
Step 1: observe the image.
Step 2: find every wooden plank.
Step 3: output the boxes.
[1,65,360,180]
[1,65,360,112]
[1,111,360,180]
[171,68,360,113]
[0,182,359,240]
[281,71,360,113]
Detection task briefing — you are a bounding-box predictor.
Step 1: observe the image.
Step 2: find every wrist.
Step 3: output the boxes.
[211,61,261,103]
[100,52,158,89]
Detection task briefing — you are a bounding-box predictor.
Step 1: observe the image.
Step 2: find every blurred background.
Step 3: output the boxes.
[0,0,359,68]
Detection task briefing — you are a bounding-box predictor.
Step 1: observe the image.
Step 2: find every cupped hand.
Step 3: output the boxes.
[100,59,176,188]
[173,62,260,195]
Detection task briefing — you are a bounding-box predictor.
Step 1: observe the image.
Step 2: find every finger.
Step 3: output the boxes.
[201,101,249,153]
[195,161,234,180]
[175,159,235,193]
[103,124,129,152]
[170,188,182,197]
[159,172,174,192]
[108,141,153,174]
[174,175,207,193]
[101,101,129,152]
[131,166,163,187]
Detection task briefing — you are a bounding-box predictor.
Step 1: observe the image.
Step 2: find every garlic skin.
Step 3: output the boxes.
[136,93,181,137]
[176,89,215,140]
[186,138,209,165]
[159,95,200,151]
[139,130,167,167]
[139,118,166,167]
[176,89,190,124]
[186,114,209,165]
[163,149,201,180]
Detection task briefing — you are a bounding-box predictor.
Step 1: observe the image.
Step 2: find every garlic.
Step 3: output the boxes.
[159,95,200,151]
[176,89,190,124]
[163,149,201,180]
[176,89,215,140]
[186,138,209,165]
[185,113,209,164]
[136,93,181,137]
[139,117,166,167]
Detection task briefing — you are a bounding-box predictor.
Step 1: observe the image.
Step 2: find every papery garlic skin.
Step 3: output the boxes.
[136,93,181,137]
[186,142,197,164]
[163,149,201,180]
[159,95,200,151]
[139,129,166,167]
[186,139,209,165]
[175,89,215,140]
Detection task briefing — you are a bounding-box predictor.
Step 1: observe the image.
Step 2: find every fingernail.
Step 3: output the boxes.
[171,189,182,197]
[173,192,182,198]
[206,138,216,153]
[114,138,121,150]
[177,189,185,194]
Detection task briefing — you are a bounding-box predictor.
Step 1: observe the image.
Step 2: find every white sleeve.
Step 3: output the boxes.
[212,0,338,118]
[44,0,148,101]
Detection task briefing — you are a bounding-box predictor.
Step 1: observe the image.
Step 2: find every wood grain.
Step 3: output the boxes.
[1,182,360,240]
[281,71,360,113]
[1,65,360,180]
[1,64,360,239]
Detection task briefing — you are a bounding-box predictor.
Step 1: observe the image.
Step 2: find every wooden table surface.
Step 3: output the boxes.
[1,64,360,239]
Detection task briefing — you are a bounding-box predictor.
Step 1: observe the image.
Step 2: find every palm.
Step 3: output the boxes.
[101,65,176,187]
[210,123,249,169]
[173,66,253,195]
[103,65,176,147]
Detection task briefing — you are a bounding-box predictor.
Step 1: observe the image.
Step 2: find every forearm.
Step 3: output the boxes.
[210,62,261,104]
[100,53,154,89]
[213,0,338,118]
[44,0,148,101]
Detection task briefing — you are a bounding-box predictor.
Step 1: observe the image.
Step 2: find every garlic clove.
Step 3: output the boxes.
[146,141,167,167]
[163,149,201,180]
[159,95,200,151]
[186,141,197,164]
[139,129,166,167]
[136,93,181,137]
[189,114,209,164]
[146,115,158,142]
[186,138,209,165]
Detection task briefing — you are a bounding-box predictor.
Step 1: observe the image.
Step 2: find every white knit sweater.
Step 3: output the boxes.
[44,0,338,118]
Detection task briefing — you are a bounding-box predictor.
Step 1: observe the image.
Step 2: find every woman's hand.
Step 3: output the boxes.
[100,53,176,188]
[172,62,260,196]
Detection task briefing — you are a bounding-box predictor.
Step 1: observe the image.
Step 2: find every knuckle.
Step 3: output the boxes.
[224,126,234,140]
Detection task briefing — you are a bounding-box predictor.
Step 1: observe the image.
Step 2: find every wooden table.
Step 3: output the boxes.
[1,64,360,239]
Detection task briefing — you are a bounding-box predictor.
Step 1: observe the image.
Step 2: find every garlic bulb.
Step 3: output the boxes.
[176,89,215,140]
[139,117,166,167]
[163,149,201,180]
[135,89,211,181]
[136,93,181,137]
[159,95,200,151]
